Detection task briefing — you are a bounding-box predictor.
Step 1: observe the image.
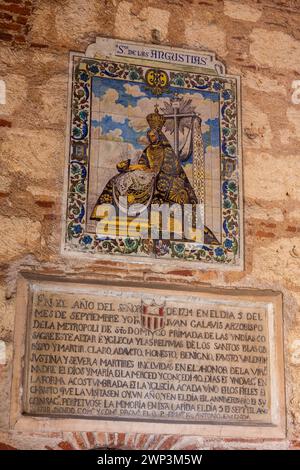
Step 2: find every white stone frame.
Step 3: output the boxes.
[60,37,244,271]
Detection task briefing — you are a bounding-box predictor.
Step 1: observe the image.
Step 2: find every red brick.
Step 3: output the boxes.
[0,4,31,16]
[86,432,96,448]
[35,200,54,208]
[0,31,13,41]
[106,433,116,448]
[73,432,88,449]
[147,435,164,450]
[57,441,75,451]
[43,214,56,221]
[124,434,135,450]
[264,223,276,228]
[115,433,126,449]
[0,21,22,32]
[0,442,17,450]
[2,0,25,4]
[167,269,194,276]
[0,119,12,127]
[256,231,275,238]
[30,42,49,49]
[135,434,149,449]
[0,11,13,21]
[14,34,26,42]
[224,438,280,443]
[16,15,28,25]
[158,435,184,450]
[289,440,300,449]
[287,226,297,232]
[95,433,107,449]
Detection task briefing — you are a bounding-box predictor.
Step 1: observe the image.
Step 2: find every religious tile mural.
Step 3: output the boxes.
[63,38,243,268]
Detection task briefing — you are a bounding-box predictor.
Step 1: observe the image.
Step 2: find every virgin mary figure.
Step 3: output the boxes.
[90,106,219,245]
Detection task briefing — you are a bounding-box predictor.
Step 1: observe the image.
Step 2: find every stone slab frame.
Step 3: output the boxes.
[10,273,285,439]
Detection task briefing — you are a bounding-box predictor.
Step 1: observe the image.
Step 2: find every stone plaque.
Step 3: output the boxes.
[62,37,244,269]
[11,274,285,438]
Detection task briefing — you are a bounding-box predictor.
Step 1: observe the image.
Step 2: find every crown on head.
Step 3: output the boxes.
[146,105,166,131]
